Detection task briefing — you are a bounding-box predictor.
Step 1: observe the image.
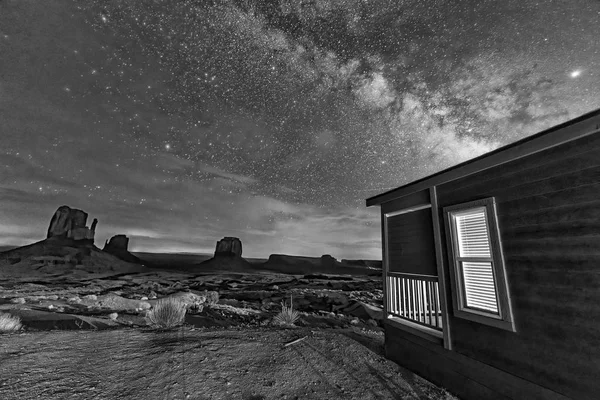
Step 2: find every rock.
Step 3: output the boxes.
[215,237,242,257]
[11,297,26,304]
[90,218,98,234]
[321,254,337,267]
[150,292,207,312]
[83,294,97,300]
[342,301,384,321]
[103,235,143,264]
[47,205,89,239]
[80,293,151,312]
[104,235,129,252]
[108,313,118,320]
[68,227,94,241]
[140,296,148,301]
[350,318,360,325]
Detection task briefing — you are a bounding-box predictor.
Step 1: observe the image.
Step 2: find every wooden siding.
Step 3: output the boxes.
[385,322,570,400]
[386,209,438,275]
[381,189,429,215]
[434,132,600,399]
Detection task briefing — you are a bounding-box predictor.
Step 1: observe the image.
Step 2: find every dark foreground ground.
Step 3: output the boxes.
[0,326,456,400]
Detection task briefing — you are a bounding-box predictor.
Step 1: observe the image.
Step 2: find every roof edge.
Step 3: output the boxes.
[366,108,600,207]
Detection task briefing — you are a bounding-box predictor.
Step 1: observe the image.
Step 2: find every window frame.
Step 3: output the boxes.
[444,197,516,332]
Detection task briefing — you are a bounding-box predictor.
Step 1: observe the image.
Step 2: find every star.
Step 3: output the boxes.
[570,70,582,78]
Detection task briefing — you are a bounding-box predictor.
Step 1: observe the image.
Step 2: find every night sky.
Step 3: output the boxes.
[1,0,599,258]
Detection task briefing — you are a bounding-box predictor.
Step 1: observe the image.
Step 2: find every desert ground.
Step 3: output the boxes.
[0,221,457,399]
[0,327,456,400]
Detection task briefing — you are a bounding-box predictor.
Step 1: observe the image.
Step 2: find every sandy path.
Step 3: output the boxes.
[0,327,450,400]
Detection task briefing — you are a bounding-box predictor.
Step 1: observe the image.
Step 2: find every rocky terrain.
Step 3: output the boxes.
[0,205,383,332]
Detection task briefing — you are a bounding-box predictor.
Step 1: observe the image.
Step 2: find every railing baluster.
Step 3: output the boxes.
[390,277,396,314]
[428,281,433,326]
[410,278,414,321]
[390,277,393,314]
[434,281,440,328]
[422,281,426,323]
[420,281,425,323]
[406,279,413,319]
[399,278,404,317]
[385,273,442,331]
[385,276,394,314]
[394,277,398,315]
[416,279,422,322]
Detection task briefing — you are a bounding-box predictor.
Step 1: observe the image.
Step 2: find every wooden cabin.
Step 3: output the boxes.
[366,108,600,400]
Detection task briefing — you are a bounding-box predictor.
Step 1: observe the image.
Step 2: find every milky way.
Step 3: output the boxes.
[1,0,599,258]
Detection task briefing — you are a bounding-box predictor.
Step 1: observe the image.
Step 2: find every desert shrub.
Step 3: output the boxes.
[204,290,219,305]
[145,297,187,329]
[0,312,22,332]
[273,295,300,326]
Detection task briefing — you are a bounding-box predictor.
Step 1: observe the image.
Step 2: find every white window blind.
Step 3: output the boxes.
[454,208,499,314]
[455,208,491,258]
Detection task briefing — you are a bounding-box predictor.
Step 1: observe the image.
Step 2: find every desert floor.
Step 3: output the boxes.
[0,326,454,400]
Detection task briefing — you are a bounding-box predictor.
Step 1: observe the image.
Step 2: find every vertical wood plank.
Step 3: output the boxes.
[431,186,453,349]
[381,211,389,319]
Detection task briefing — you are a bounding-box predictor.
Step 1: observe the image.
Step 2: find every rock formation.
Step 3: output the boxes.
[103,235,142,264]
[320,254,337,267]
[104,235,129,252]
[215,237,242,257]
[195,237,251,272]
[46,205,95,242]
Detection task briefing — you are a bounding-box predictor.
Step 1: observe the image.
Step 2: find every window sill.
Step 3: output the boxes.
[454,309,517,332]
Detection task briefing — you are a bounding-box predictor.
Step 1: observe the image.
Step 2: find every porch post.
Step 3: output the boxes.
[430,186,453,350]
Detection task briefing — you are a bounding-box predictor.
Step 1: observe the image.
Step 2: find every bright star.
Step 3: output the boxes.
[165,144,171,150]
[570,70,582,78]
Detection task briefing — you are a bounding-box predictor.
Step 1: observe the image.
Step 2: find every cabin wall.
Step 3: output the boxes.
[385,322,570,400]
[431,131,600,399]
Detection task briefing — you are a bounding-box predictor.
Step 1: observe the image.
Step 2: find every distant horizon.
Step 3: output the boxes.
[0,241,382,261]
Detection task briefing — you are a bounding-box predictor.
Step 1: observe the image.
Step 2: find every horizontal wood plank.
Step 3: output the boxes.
[385,323,571,400]
[443,135,600,194]
[440,167,600,207]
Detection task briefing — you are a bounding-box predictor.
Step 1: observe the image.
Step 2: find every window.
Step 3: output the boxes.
[444,198,515,331]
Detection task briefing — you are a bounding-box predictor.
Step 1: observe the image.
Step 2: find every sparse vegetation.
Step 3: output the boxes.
[273,294,300,326]
[0,312,22,332]
[144,297,187,329]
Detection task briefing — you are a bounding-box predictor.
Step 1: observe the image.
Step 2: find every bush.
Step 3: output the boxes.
[145,297,187,329]
[0,312,22,332]
[203,290,219,305]
[273,295,300,326]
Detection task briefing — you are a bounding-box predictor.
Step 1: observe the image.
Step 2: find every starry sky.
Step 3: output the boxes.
[1,0,599,258]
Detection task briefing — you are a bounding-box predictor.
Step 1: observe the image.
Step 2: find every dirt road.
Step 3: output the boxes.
[0,327,454,400]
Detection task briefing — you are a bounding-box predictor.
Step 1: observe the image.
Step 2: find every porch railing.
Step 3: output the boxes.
[386,272,443,330]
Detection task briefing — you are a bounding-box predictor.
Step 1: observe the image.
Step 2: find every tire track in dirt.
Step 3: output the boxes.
[0,328,454,400]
